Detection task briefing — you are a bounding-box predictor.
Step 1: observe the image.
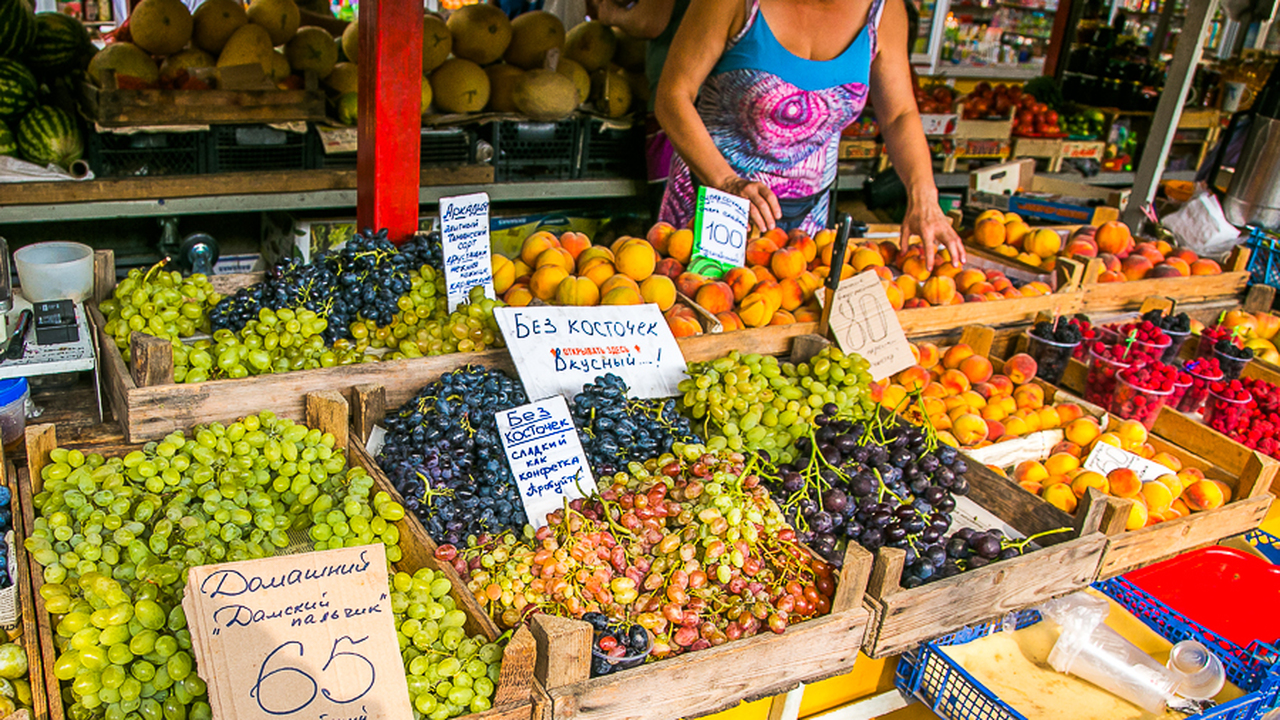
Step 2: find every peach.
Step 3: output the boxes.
[667,229,695,264]
[975,209,1006,224]
[676,272,709,298]
[770,309,796,325]
[1005,221,1030,249]
[646,222,676,254]
[520,231,561,266]
[560,231,591,260]
[1115,419,1148,449]
[1155,259,1189,277]
[1003,416,1029,437]
[738,293,772,328]
[1015,460,1050,484]
[530,265,570,301]
[896,275,919,302]
[503,285,533,307]
[1045,452,1080,477]
[1004,353,1038,384]
[1097,253,1122,273]
[556,276,600,306]
[770,246,807,280]
[1051,441,1082,458]
[959,355,993,384]
[1065,417,1101,446]
[1212,479,1233,503]
[616,241,657,281]
[934,260,961,279]
[988,375,1014,395]
[512,258,534,282]
[717,311,745,331]
[492,254,516,294]
[984,419,1007,442]
[1019,479,1043,495]
[940,369,972,394]
[695,281,735,314]
[882,281,904,310]
[1190,258,1222,275]
[1134,242,1165,265]
[1141,481,1174,513]
[1121,255,1153,281]
[536,247,576,273]
[953,413,988,445]
[1014,384,1044,409]
[724,267,758,301]
[1108,468,1142,498]
[745,237,779,267]
[609,235,634,255]
[602,286,644,305]
[850,247,883,271]
[753,280,784,315]
[1095,221,1134,257]
[981,402,1008,422]
[778,277,808,311]
[792,304,820,323]
[639,275,677,310]
[1071,470,1109,498]
[1038,406,1062,429]
[580,258,617,287]
[1159,473,1186,499]
[901,256,931,282]
[1150,452,1181,472]
[790,234,818,263]
[941,344,973,371]
[880,384,909,412]
[600,274,640,296]
[1065,238,1098,257]
[1097,270,1126,283]
[1127,501,1149,530]
[1056,404,1083,424]
[665,311,702,337]
[921,276,957,306]
[917,342,941,369]
[903,298,929,309]
[973,218,1007,248]
[1026,229,1063,259]
[1043,483,1079,513]
[654,257,685,279]
[1256,312,1280,340]
[952,269,985,294]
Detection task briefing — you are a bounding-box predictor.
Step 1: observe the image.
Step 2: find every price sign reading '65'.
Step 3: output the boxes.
[823,270,915,382]
[692,186,749,271]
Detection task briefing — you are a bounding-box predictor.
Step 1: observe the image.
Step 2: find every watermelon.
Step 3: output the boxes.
[0,120,15,157]
[29,12,92,74]
[0,58,36,121]
[16,105,82,169]
[0,0,36,60]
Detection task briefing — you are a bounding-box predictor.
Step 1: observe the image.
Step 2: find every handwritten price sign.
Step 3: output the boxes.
[691,186,748,275]
[497,396,597,527]
[184,545,411,720]
[440,192,494,312]
[1082,441,1170,482]
[822,270,915,381]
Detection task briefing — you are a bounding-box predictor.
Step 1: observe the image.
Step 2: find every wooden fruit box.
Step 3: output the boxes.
[1010,357,1278,578]
[17,391,536,720]
[342,382,873,720]
[897,290,1085,337]
[83,66,326,128]
[1076,246,1252,314]
[0,458,52,720]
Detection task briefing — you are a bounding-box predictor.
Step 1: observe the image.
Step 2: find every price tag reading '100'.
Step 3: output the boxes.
[823,270,915,382]
[692,186,749,270]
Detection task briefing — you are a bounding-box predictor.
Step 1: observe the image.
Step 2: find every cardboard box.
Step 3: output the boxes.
[969,159,1131,225]
[837,139,880,160]
[920,114,959,136]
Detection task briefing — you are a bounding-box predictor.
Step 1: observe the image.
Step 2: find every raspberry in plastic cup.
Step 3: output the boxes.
[1202,387,1252,432]
[1168,374,1192,410]
[1162,329,1191,364]
[1177,362,1224,413]
[1110,375,1173,430]
[1086,347,1131,407]
[1027,332,1081,385]
[1213,347,1251,381]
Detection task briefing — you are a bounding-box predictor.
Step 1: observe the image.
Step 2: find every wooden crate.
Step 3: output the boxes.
[16,392,536,720]
[837,139,880,161]
[1011,139,1106,173]
[897,290,1085,337]
[83,68,326,128]
[1,458,50,720]
[1076,246,1252,314]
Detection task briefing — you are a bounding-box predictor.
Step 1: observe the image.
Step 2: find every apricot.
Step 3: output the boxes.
[520,231,561,266]
[1108,468,1142,498]
[646,221,676,254]
[1071,470,1109,498]
[953,413,988,445]
[1004,353,1038,384]
[639,275,676,311]
[556,276,600,306]
[717,311,745,332]
[667,229,695,264]
[654,257,685,279]
[1013,384,1044,410]
[492,254,516,294]
[503,285,533,307]
[616,241,657,281]
[1065,417,1101,446]
[1043,483,1079,513]
[530,265,570,301]
[695,281,735,315]
[723,267,758,301]
[973,218,1006,248]
[602,286,644,305]
[600,274,640,296]
[916,342,941,370]
[1141,481,1174,513]
[770,246,807,280]
[1045,452,1080,477]
[536,246,576,273]
[1126,501,1149,530]
[676,272,709,298]
[560,231,591,260]
[942,344,975,370]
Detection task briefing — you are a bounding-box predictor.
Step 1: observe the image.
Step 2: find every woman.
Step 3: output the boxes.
[655,0,964,269]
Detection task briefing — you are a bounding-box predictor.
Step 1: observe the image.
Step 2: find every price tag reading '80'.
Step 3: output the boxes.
[691,186,749,275]
[823,270,915,382]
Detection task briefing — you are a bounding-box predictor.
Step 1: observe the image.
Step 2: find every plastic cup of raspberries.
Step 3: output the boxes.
[1203,381,1253,432]
[1162,328,1191,363]
[1178,359,1224,413]
[1197,326,1233,360]
[1168,371,1192,410]
[1086,344,1132,407]
[1213,341,1254,382]
[1110,367,1174,430]
[1027,321,1082,385]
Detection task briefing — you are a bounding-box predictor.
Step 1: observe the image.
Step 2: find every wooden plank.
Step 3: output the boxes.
[92,250,115,306]
[1079,272,1249,312]
[1242,284,1275,313]
[957,326,995,357]
[790,334,833,365]
[352,384,386,443]
[305,390,349,455]
[6,463,48,720]
[1097,495,1273,578]
[0,166,496,207]
[15,466,62,720]
[130,332,173,387]
[492,626,537,711]
[531,615,592,690]
[898,292,1084,336]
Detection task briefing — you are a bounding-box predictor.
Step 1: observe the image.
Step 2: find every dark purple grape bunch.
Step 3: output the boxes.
[571,374,697,476]
[319,228,412,335]
[584,612,651,677]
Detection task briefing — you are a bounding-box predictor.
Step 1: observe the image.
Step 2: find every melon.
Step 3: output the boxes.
[591,67,631,118]
[29,12,92,74]
[87,42,160,87]
[513,69,577,121]
[555,57,588,105]
[447,3,511,65]
[422,14,451,73]
[0,57,37,120]
[324,61,357,94]
[0,0,37,61]
[0,120,14,157]
[285,26,337,77]
[430,58,489,114]
[17,105,82,169]
[484,64,523,113]
[217,23,274,76]
[504,10,564,70]
[192,0,248,54]
[564,20,615,72]
[335,91,357,126]
[159,47,216,84]
[421,76,432,117]
[129,0,194,56]
[268,49,291,82]
[246,0,300,46]
[341,19,358,62]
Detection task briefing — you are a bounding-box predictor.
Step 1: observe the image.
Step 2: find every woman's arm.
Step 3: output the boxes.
[869,0,964,269]
[591,0,677,40]
[655,0,781,232]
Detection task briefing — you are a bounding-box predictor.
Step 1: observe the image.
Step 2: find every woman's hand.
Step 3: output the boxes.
[721,176,782,233]
[900,196,965,271]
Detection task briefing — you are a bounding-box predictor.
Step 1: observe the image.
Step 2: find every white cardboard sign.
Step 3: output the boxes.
[693,186,749,268]
[823,270,915,381]
[440,192,494,312]
[493,305,687,401]
[184,544,410,720]
[1082,441,1172,483]
[496,396,597,527]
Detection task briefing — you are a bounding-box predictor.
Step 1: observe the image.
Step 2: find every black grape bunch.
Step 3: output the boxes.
[571,374,699,477]
[319,228,412,338]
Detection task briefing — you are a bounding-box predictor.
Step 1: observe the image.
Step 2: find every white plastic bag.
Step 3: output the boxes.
[0,156,93,184]
[1161,191,1245,261]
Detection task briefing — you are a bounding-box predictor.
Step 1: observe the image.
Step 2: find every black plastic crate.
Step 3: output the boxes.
[209,124,312,173]
[86,129,207,178]
[486,119,580,182]
[311,126,476,169]
[578,117,644,179]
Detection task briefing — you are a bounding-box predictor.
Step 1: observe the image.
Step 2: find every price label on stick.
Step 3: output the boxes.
[497,396,597,528]
[1082,440,1171,482]
[691,186,749,276]
[493,305,687,401]
[183,544,411,720]
[822,270,915,382]
[440,191,494,312]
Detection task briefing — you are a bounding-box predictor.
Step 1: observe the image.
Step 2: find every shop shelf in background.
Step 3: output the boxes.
[312,125,476,170]
[82,68,326,128]
[578,116,644,179]
[486,119,581,182]
[86,128,209,178]
[208,123,313,173]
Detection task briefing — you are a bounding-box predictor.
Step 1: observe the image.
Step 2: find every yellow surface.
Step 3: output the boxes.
[695,697,773,720]
[1260,500,1280,536]
[798,655,899,717]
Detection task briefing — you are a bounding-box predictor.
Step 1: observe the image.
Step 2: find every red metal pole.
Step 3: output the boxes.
[356,0,423,244]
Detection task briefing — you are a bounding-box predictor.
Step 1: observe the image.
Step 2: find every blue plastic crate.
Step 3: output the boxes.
[1244,226,1280,290]
[897,584,1280,720]
[1244,530,1280,565]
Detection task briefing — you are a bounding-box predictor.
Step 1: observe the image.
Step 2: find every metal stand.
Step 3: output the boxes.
[1121,0,1222,229]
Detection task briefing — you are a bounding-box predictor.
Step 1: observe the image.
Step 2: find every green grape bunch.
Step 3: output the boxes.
[352,271,506,360]
[24,411,408,720]
[678,348,875,463]
[99,260,222,362]
[390,568,506,720]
